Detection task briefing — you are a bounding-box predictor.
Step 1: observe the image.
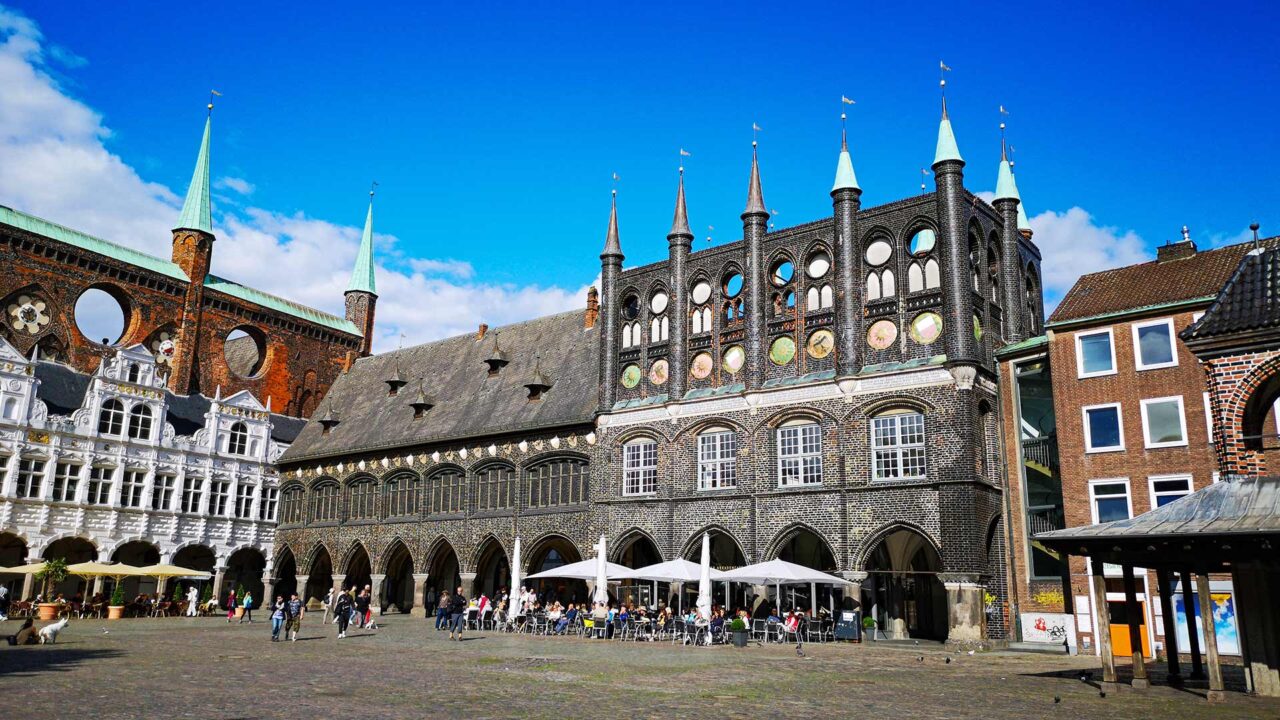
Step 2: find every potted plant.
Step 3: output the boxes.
[234,583,247,619]
[34,558,69,620]
[107,581,127,620]
[728,617,750,647]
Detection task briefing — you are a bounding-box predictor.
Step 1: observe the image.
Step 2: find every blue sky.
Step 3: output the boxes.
[2,1,1277,349]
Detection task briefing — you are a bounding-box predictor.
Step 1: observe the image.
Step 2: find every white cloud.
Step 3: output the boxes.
[0,6,588,354]
[1027,207,1150,306]
[214,176,254,195]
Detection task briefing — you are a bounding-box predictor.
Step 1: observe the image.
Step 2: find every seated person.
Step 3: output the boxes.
[7,618,37,646]
[709,610,725,632]
[767,607,781,623]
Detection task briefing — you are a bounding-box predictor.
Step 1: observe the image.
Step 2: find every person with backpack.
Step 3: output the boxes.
[354,588,370,630]
[448,586,467,641]
[335,590,354,639]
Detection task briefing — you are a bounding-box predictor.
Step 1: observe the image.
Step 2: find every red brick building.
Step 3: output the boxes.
[0,112,378,417]
[998,232,1280,656]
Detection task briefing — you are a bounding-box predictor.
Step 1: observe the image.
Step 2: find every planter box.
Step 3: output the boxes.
[37,603,60,621]
[234,607,245,618]
[107,605,125,620]
[732,630,749,648]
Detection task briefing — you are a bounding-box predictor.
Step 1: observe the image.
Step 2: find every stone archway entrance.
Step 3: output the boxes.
[614,531,663,608]
[273,547,298,602]
[426,541,461,607]
[172,544,216,604]
[344,544,372,595]
[774,527,839,615]
[43,538,98,600]
[0,532,28,599]
[525,535,585,606]
[863,528,946,641]
[226,548,266,607]
[111,540,160,599]
[305,546,333,604]
[681,530,748,612]
[382,541,415,613]
[473,537,509,600]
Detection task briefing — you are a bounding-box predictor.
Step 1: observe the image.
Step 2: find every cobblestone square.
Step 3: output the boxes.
[2,616,1277,719]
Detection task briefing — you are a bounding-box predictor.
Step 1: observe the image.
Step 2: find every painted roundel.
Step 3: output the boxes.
[973,315,984,342]
[769,336,797,366]
[619,364,642,389]
[722,345,745,375]
[7,294,50,335]
[910,312,943,345]
[866,320,897,350]
[806,329,835,359]
[648,359,669,386]
[691,281,712,305]
[690,352,714,380]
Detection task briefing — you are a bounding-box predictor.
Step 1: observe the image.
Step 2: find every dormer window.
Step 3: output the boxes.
[524,358,553,401]
[127,363,140,383]
[485,333,509,376]
[410,380,435,418]
[228,421,249,455]
[127,405,153,440]
[385,365,408,396]
[319,407,340,435]
[97,399,124,436]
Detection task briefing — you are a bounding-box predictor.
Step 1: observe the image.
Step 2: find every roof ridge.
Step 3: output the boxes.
[1,204,183,273]
[360,308,587,362]
[204,273,350,325]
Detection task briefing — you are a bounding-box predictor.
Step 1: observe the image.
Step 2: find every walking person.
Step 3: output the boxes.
[185,585,199,617]
[284,592,304,642]
[239,591,254,624]
[226,588,237,623]
[435,590,451,631]
[321,587,336,625]
[448,585,468,641]
[270,596,286,641]
[335,589,354,639]
[355,588,371,630]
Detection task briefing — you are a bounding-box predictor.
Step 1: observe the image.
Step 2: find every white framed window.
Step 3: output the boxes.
[1202,392,1214,445]
[119,469,145,508]
[1132,318,1178,370]
[1088,479,1132,525]
[14,457,45,498]
[1148,474,1193,508]
[260,486,279,521]
[778,422,823,486]
[210,480,230,516]
[127,405,153,440]
[871,411,927,481]
[151,474,175,511]
[97,399,125,436]
[51,462,80,502]
[1082,403,1124,453]
[180,475,203,513]
[227,422,249,456]
[697,430,738,490]
[1140,396,1187,448]
[622,440,658,496]
[86,466,113,505]
[235,483,255,519]
[1075,329,1116,378]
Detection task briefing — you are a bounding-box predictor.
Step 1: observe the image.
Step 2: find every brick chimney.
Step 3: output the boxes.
[585,287,599,329]
[476,323,489,341]
[1158,225,1198,262]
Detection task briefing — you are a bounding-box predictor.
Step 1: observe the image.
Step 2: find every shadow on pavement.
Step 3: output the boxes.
[0,646,123,677]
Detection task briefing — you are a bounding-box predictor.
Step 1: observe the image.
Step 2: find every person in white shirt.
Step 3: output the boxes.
[185,586,199,617]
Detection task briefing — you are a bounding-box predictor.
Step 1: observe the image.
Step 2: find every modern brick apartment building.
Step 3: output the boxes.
[999,231,1279,656]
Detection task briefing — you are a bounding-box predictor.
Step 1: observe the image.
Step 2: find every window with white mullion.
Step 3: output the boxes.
[52,462,81,502]
[180,474,204,514]
[235,482,255,519]
[778,423,822,487]
[87,466,114,506]
[151,473,176,511]
[698,431,738,490]
[119,468,146,508]
[623,440,658,496]
[871,413,927,481]
[14,457,45,498]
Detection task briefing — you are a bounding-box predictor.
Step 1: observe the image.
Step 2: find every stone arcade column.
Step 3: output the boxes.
[262,575,277,606]
[411,573,430,617]
[460,572,477,598]
[294,575,309,603]
[842,571,866,614]
[211,567,227,605]
[370,573,386,615]
[940,573,986,646]
[331,573,347,596]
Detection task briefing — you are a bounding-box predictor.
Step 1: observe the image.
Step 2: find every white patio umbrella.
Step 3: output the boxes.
[695,533,712,622]
[718,559,850,613]
[523,557,631,581]
[507,536,522,624]
[613,558,724,583]
[592,535,609,605]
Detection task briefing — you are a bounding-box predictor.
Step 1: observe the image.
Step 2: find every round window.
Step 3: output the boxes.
[866,320,898,350]
[619,364,642,389]
[650,291,669,315]
[909,229,936,256]
[770,260,794,287]
[910,312,943,345]
[722,345,745,374]
[769,336,796,366]
[864,240,893,266]
[73,287,128,345]
[806,251,831,278]
[621,294,640,320]
[723,272,744,298]
[691,281,712,305]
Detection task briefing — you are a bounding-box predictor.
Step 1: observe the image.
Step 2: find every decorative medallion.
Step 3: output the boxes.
[866,320,897,350]
[150,331,177,365]
[806,251,831,279]
[648,359,669,386]
[7,294,50,335]
[691,281,712,305]
[769,336,796,366]
[690,352,713,380]
[650,292,669,314]
[973,315,983,342]
[722,345,745,374]
[807,329,835,359]
[620,364,642,389]
[909,229,936,255]
[910,312,943,345]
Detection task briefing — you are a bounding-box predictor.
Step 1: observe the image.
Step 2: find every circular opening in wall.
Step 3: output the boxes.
[806,251,831,279]
[691,281,712,305]
[909,229,936,256]
[723,272,744,298]
[650,291,669,315]
[864,240,893,266]
[621,294,640,320]
[73,287,128,345]
[769,260,794,286]
[224,326,267,378]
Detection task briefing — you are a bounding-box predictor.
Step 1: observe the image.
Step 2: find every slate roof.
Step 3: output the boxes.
[1037,475,1280,542]
[32,361,305,444]
[0,205,360,336]
[279,309,600,464]
[1182,245,1280,342]
[1049,236,1280,325]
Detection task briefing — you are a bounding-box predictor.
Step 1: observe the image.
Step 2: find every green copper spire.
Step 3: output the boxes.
[175,114,213,234]
[832,127,860,192]
[347,194,377,295]
[995,145,1018,201]
[933,98,963,165]
[1014,175,1032,233]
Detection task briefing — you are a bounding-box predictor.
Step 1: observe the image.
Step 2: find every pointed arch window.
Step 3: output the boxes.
[312,481,340,522]
[427,468,465,515]
[127,404,153,440]
[385,473,421,517]
[527,457,588,508]
[97,399,124,436]
[349,477,378,519]
[475,462,515,511]
[908,263,924,293]
[925,258,941,289]
[280,485,304,524]
[691,306,712,334]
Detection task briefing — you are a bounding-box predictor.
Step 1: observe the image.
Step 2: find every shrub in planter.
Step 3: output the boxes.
[728,617,750,647]
[34,558,69,620]
[108,582,127,620]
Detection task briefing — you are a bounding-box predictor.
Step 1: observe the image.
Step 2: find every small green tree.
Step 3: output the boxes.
[34,557,69,600]
[201,583,213,603]
[110,581,126,606]
[173,582,183,602]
